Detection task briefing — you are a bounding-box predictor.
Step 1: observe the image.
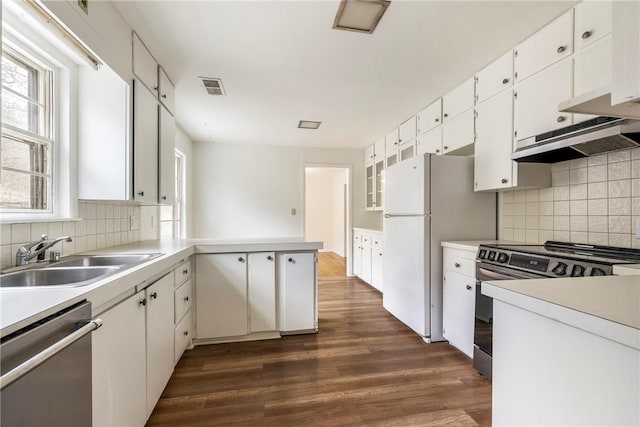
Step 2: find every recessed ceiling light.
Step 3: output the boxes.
[200,77,226,96]
[333,0,391,34]
[298,120,322,130]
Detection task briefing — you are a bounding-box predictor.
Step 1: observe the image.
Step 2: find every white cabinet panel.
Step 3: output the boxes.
[353,232,363,278]
[417,126,442,155]
[398,116,417,144]
[158,67,175,115]
[174,310,192,364]
[443,76,475,120]
[132,32,157,93]
[374,138,385,162]
[159,105,175,205]
[442,269,476,358]
[515,10,574,81]
[146,274,175,417]
[398,140,416,162]
[575,35,612,97]
[174,259,192,288]
[248,252,277,333]
[361,234,372,284]
[442,108,475,154]
[371,238,383,292]
[575,0,612,49]
[93,292,147,427]
[476,50,513,102]
[195,254,248,339]
[475,90,515,191]
[174,279,192,324]
[364,143,375,164]
[612,1,640,105]
[515,58,573,141]
[133,81,158,203]
[385,129,399,167]
[278,252,316,332]
[417,99,442,134]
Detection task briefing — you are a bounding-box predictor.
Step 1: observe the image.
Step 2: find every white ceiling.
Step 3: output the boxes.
[114,1,577,149]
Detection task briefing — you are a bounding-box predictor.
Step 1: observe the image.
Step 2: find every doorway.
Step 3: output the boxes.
[304,166,350,278]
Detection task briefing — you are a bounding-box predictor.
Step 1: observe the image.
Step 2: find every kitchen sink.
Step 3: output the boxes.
[0,267,120,288]
[52,253,161,268]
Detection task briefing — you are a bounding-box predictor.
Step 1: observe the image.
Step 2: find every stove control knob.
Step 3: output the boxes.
[497,253,509,263]
[478,249,487,259]
[552,262,568,276]
[488,251,497,261]
[571,264,586,277]
[590,268,606,276]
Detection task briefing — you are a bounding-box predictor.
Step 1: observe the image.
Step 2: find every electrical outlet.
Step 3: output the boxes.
[291,208,296,216]
[130,215,139,230]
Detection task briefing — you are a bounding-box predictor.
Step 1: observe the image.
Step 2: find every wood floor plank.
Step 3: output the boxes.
[146,275,491,426]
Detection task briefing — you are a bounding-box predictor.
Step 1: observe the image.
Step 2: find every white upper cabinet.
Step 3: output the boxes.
[364,143,375,164]
[417,99,442,135]
[133,81,159,203]
[611,1,640,106]
[159,105,176,205]
[398,116,417,144]
[417,126,442,155]
[575,0,612,49]
[442,108,475,154]
[476,51,514,103]
[443,76,475,121]
[374,138,385,163]
[515,58,573,141]
[385,128,399,167]
[158,67,175,115]
[133,32,158,93]
[575,35,612,96]
[515,10,574,81]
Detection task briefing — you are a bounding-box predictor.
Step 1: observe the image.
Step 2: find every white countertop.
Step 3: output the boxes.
[483,275,640,349]
[441,240,520,252]
[353,227,383,234]
[0,238,322,337]
[614,264,640,275]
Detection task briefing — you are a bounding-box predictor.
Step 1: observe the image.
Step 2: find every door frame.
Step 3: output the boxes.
[301,164,353,276]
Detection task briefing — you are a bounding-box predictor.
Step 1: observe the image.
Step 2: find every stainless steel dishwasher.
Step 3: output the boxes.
[0,300,102,426]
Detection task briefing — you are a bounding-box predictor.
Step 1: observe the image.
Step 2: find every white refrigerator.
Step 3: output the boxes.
[383,154,496,342]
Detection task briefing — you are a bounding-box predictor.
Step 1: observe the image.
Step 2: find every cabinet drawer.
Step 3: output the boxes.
[174,259,192,288]
[417,99,442,134]
[174,310,192,364]
[174,279,193,324]
[444,249,476,277]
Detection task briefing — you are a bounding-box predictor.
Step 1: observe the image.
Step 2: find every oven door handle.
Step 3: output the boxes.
[0,318,103,390]
[477,267,515,281]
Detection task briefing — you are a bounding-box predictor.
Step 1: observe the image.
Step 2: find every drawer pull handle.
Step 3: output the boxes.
[454,262,461,268]
[183,269,188,275]
[502,78,509,84]
[581,30,592,39]
[184,296,189,302]
[139,298,147,307]
[288,257,294,263]
[183,331,189,336]
[557,115,566,123]
[557,45,566,53]
[150,292,158,299]
[238,257,245,262]
[137,191,144,197]
[466,285,472,290]
[501,178,508,184]
[267,255,273,261]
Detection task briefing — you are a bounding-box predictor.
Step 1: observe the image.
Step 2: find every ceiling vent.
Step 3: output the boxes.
[298,120,322,130]
[200,77,226,96]
[333,0,391,34]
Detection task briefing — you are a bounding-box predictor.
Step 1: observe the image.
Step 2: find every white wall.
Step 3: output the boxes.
[193,142,381,239]
[305,168,347,256]
[175,126,195,238]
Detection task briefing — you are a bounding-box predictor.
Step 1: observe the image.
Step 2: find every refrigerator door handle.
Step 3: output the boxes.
[384,214,428,218]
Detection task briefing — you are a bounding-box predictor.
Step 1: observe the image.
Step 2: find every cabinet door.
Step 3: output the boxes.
[371,238,383,292]
[93,292,146,427]
[442,108,475,154]
[373,138,385,162]
[575,35,612,96]
[515,58,573,141]
[398,116,417,144]
[159,105,176,204]
[361,234,372,284]
[174,310,192,364]
[515,10,573,81]
[374,159,384,211]
[611,1,640,105]
[248,252,276,333]
[364,143,375,164]
[443,76,475,121]
[476,50,513,102]
[417,99,442,134]
[174,279,192,324]
[385,137,398,167]
[398,140,416,162]
[278,252,317,332]
[146,273,175,417]
[416,126,442,155]
[353,233,363,277]
[365,163,375,210]
[133,81,158,203]
[575,0,612,49]
[133,32,158,93]
[158,67,175,115]
[475,90,514,191]
[442,269,475,358]
[195,254,248,339]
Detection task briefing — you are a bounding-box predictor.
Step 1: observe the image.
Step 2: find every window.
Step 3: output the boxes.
[1,45,54,211]
[160,150,185,238]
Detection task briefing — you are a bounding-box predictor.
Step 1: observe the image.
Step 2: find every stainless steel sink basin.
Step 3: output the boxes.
[0,267,120,288]
[53,253,161,268]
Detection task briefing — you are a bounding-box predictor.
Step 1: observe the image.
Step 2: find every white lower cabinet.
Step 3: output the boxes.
[174,311,193,363]
[352,229,383,292]
[278,252,317,333]
[93,292,147,427]
[248,252,277,333]
[370,238,383,292]
[145,273,175,417]
[173,258,193,364]
[442,246,477,358]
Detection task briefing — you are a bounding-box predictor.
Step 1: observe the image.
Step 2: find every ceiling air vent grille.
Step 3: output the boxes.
[200,77,225,96]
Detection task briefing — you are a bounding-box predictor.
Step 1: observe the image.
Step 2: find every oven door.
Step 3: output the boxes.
[473,263,547,379]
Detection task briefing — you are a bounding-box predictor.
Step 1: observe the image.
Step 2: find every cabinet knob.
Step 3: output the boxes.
[466,285,472,290]
[557,115,566,123]
[394,142,398,146]
[183,269,188,275]
[238,257,245,262]
[139,298,147,306]
[435,149,440,153]
[556,45,566,54]
[443,146,449,150]
[137,191,144,196]
[183,330,189,336]
[184,296,189,302]
[502,78,509,84]
[581,30,592,39]
[150,292,158,299]
[443,113,448,118]
[454,262,461,268]
[435,117,440,122]
[501,178,508,184]
[153,86,158,91]
[267,255,273,261]
[288,257,294,263]
[162,94,167,99]
[161,196,167,200]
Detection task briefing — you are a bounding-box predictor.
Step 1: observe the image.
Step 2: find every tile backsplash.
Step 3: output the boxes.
[1,201,141,268]
[501,147,640,249]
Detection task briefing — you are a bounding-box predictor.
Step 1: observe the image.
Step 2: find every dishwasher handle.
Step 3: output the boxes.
[0,318,103,390]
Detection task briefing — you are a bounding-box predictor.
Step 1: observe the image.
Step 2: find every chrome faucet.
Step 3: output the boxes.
[15,234,72,266]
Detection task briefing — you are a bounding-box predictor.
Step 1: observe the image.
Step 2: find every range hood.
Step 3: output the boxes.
[559,86,640,119]
[511,116,640,163]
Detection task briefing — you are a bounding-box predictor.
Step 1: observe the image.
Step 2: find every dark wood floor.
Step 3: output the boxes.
[147,276,491,426]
